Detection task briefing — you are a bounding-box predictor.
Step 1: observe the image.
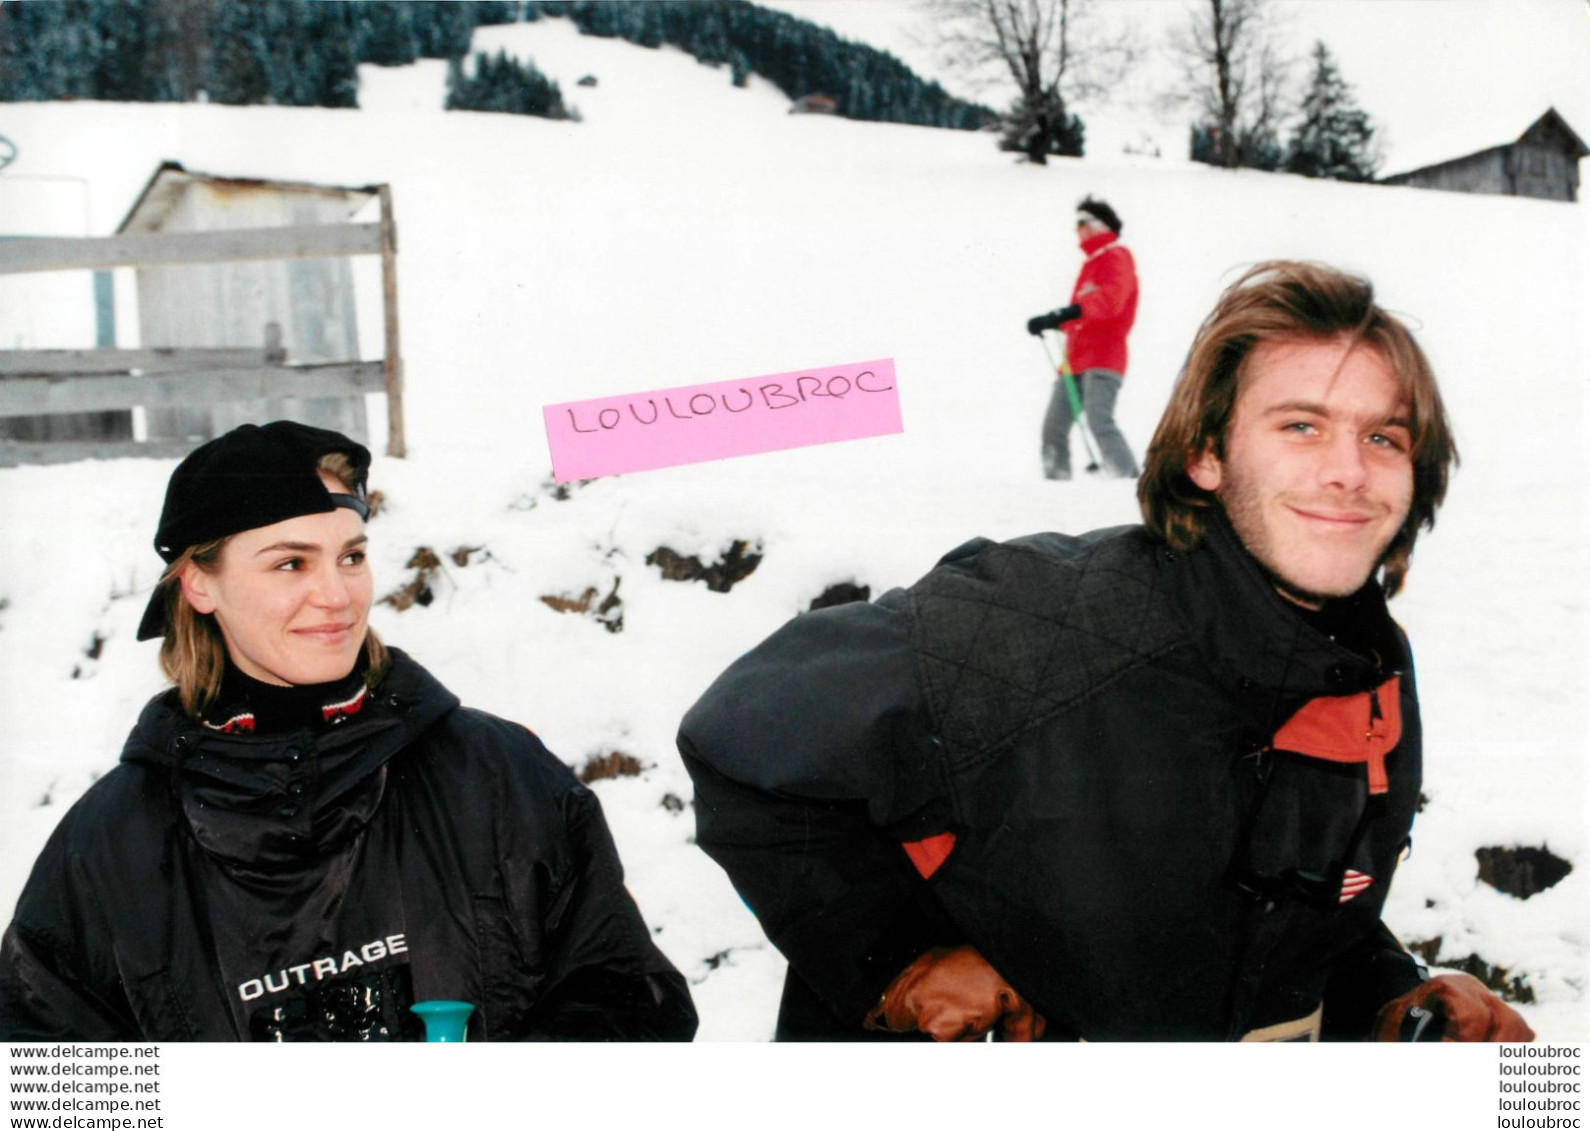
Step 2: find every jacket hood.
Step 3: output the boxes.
[120,648,459,880]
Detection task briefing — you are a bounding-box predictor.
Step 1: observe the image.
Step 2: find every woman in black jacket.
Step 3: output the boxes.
[0,421,696,1042]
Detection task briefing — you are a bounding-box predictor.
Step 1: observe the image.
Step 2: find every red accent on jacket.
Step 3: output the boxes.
[321,685,368,723]
[1271,675,1403,795]
[902,832,956,879]
[1065,232,1139,376]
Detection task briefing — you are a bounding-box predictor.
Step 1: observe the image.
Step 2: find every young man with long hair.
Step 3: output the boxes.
[683,261,1531,1043]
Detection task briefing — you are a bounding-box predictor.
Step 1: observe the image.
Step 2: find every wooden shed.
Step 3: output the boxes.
[1,163,402,466]
[119,162,379,442]
[1381,108,1588,203]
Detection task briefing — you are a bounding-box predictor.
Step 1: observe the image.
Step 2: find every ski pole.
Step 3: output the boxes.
[1038,333,1101,474]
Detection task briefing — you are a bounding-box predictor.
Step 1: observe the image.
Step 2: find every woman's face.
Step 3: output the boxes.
[181,472,372,687]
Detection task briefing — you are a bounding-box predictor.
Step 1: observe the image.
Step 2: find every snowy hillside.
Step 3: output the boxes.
[1,15,1586,1044]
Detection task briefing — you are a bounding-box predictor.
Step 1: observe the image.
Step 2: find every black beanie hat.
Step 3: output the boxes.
[1077,195,1123,235]
[136,420,371,641]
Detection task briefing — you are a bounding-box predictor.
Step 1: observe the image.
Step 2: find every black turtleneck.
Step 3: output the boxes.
[206,654,369,734]
[1288,584,1403,676]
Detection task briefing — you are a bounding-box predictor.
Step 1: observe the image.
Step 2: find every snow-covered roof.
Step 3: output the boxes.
[1383,107,1587,179]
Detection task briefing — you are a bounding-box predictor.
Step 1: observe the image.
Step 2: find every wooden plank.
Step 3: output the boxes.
[0,438,199,467]
[0,439,198,468]
[379,184,407,459]
[0,362,385,416]
[0,347,266,376]
[0,409,131,444]
[0,223,383,276]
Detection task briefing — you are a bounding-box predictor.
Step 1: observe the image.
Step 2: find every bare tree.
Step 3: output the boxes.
[1169,0,1292,169]
[920,0,1137,164]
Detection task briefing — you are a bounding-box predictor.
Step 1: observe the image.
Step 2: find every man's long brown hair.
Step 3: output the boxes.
[156,451,388,718]
[1137,261,1457,596]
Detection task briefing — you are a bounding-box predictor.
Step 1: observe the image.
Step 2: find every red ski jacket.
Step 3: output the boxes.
[1065,231,1139,376]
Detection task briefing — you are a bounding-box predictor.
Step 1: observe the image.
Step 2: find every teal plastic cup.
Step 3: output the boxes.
[411,1000,475,1043]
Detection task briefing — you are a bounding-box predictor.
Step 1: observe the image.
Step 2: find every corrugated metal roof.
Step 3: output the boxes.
[117,161,380,234]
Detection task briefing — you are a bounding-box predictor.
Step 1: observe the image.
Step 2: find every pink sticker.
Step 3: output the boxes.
[542,359,901,482]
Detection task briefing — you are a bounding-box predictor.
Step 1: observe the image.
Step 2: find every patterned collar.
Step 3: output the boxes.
[203,664,370,735]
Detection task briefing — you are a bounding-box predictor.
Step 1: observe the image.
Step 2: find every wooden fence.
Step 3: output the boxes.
[0,185,405,466]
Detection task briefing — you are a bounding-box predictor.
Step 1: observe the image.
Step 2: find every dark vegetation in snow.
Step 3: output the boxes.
[540,578,624,633]
[646,540,762,593]
[381,544,497,611]
[446,48,573,119]
[381,545,443,611]
[1475,845,1573,901]
[578,748,643,783]
[510,478,594,511]
[807,580,870,611]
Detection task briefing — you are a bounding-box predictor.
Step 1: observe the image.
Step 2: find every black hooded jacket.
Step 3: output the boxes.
[679,516,1425,1041]
[1,649,696,1042]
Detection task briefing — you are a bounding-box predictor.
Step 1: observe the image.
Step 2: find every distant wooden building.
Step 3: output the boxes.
[789,93,837,115]
[120,162,379,442]
[1382,108,1588,203]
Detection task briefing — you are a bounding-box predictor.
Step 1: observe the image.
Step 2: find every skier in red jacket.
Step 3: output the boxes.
[1027,196,1140,479]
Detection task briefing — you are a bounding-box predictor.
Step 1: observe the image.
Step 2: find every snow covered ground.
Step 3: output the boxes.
[1,14,1587,1047]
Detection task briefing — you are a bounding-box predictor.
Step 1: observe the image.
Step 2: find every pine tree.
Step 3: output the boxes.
[1002,91,1085,160]
[206,0,270,104]
[142,0,211,103]
[728,48,750,89]
[445,48,571,120]
[0,1,54,100]
[444,55,467,105]
[300,2,359,109]
[1285,40,1379,182]
[355,1,419,67]
[473,2,522,28]
[409,1,477,59]
[1,0,95,101]
[92,0,154,102]
[265,0,310,105]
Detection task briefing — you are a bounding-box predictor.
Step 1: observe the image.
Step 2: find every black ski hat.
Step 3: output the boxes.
[1077,196,1123,234]
[136,421,372,641]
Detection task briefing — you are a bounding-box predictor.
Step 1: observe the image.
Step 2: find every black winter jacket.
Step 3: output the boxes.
[680,516,1425,1041]
[1,649,696,1042]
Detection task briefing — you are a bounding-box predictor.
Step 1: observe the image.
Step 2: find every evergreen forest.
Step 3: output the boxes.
[0,0,994,132]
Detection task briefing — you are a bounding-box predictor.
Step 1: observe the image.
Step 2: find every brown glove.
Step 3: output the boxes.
[865,946,1046,1042]
[1372,974,1535,1042]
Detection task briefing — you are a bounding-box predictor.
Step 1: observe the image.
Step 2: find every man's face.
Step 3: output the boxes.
[1187,337,1415,608]
[1076,218,1107,247]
